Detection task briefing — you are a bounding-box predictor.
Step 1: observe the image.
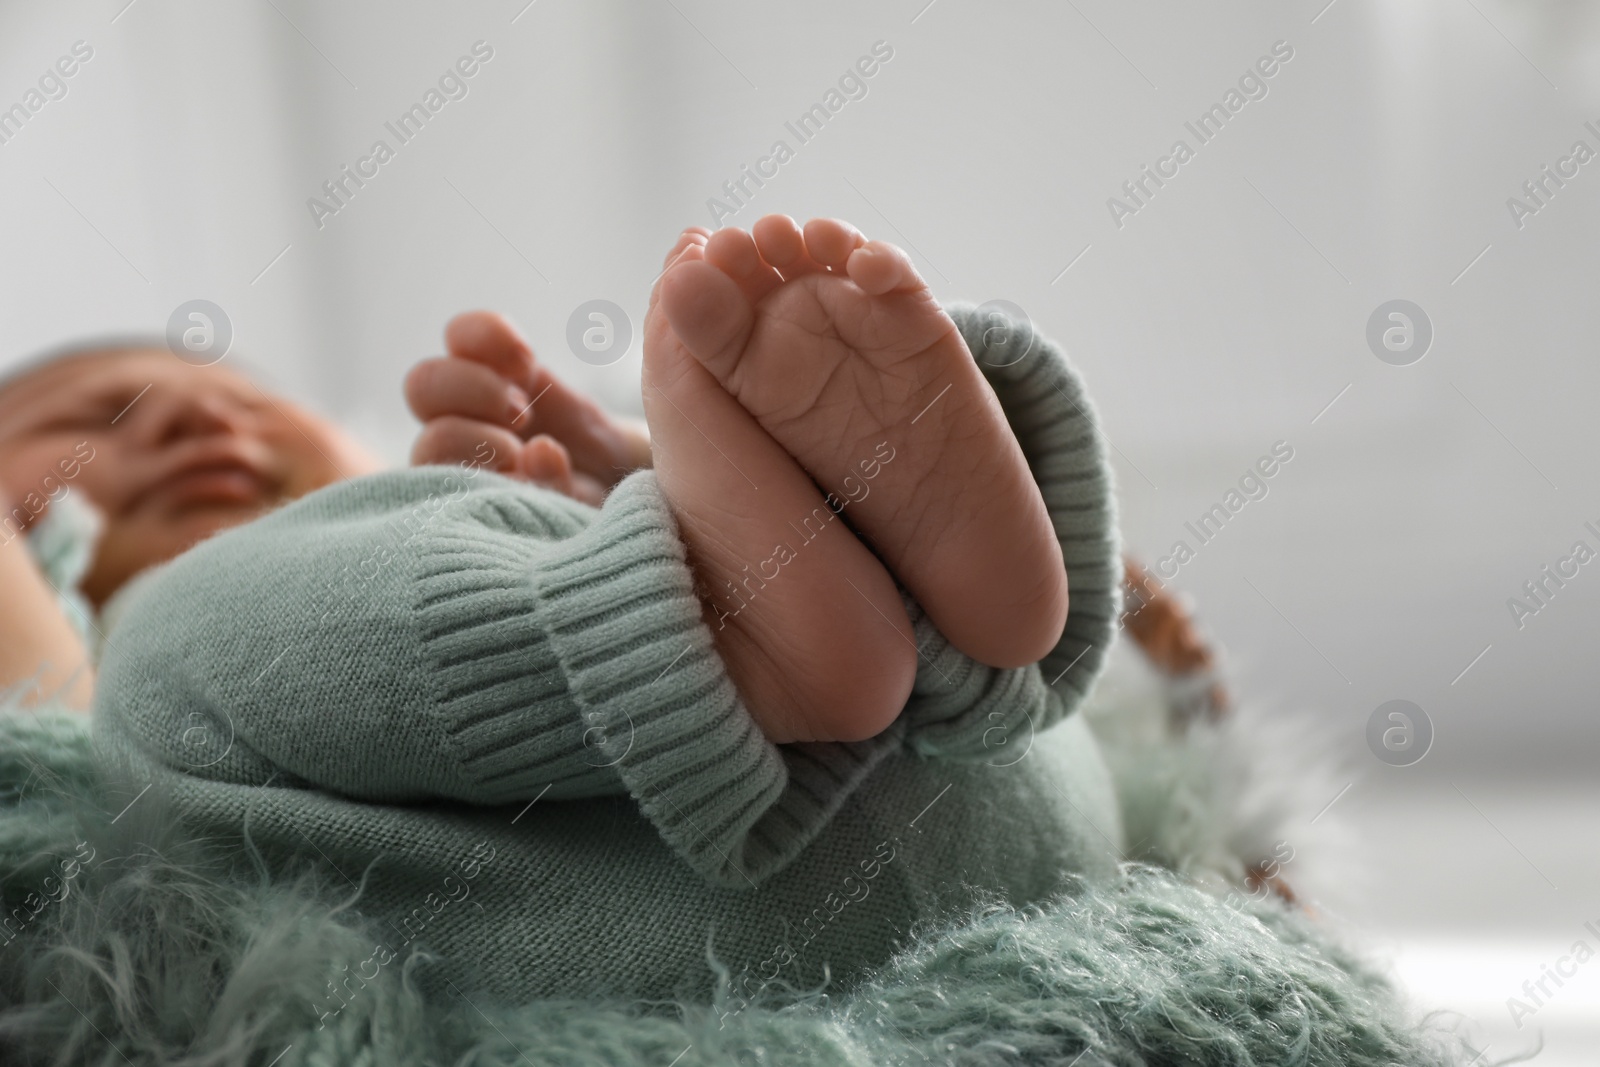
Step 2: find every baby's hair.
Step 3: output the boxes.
[0,336,272,405]
[0,336,168,399]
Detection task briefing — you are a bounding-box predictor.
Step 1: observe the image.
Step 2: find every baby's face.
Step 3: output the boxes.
[0,349,377,606]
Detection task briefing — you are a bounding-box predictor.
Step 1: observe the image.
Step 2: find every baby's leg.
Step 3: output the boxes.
[657,216,1067,670]
[643,230,917,745]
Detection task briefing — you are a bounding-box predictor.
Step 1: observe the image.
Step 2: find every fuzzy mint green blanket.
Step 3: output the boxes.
[0,707,1479,1067]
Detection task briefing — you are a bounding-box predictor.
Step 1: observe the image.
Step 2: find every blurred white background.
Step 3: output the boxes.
[2,0,1597,1060]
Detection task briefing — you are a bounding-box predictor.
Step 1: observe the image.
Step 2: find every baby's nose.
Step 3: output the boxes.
[152,390,250,443]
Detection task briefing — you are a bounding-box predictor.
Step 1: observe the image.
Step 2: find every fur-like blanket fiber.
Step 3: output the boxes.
[0,701,1474,1067]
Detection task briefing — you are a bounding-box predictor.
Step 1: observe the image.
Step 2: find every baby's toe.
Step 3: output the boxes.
[706,227,784,304]
[752,214,823,278]
[802,218,866,272]
[661,227,712,269]
[649,235,711,307]
[845,240,924,296]
[658,257,756,376]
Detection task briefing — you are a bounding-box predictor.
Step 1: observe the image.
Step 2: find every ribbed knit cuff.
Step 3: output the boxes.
[412,485,620,802]
[899,303,1121,758]
[536,472,901,889]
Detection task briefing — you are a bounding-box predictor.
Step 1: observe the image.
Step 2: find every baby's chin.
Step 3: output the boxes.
[165,496,292,552]
[178,501,268,536]
[84,503,280,608]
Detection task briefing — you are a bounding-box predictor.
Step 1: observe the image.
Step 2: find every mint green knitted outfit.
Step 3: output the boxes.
[91,305,1123,1004]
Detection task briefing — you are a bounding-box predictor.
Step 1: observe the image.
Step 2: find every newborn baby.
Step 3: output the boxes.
[0,342,379,708]
[91,216,1123,1008]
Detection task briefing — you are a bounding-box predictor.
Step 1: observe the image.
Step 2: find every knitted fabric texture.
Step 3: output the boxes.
[20,490,100,649]
[0,708,1479,1066]
[90,304,1124,1003]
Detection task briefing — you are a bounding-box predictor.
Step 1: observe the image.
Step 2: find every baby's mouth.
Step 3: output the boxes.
[143,460,277,515]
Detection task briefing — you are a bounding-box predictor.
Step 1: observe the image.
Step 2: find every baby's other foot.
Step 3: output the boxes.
[642,229,917,744]
[657,216,1067,669]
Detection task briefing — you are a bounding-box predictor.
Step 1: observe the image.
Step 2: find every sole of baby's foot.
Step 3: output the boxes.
[642,229,918,745]
[657,216,1067,669]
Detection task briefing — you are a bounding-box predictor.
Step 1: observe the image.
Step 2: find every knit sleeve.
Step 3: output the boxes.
[91,467,900,890]
[485,471,905,889]
[897,303,1122,760]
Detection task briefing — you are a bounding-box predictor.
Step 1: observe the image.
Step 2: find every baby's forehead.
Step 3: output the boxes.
[1,347,235,406]
[2,346,150,390]
[1,350,182,434]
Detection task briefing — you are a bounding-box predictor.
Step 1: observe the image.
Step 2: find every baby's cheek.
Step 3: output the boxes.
[269,423,376,500]
[59,447,117,509]
[0,439,104,512]
[81,513,198,607]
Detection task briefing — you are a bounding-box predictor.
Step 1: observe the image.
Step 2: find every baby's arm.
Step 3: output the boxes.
[0,493,93,710]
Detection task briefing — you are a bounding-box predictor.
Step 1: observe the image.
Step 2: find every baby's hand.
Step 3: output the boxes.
[405,311,651,506]
[0,489,94,710]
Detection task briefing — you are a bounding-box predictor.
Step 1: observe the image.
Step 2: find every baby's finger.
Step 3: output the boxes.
[410,416,523,474]
[444,310,541,397]
[567,472,610,507]
[405,358,531,430]
[520,435,577,499]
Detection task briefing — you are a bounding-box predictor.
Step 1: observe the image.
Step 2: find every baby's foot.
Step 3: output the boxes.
[642,228,918,744]
[657,216,1067,668]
